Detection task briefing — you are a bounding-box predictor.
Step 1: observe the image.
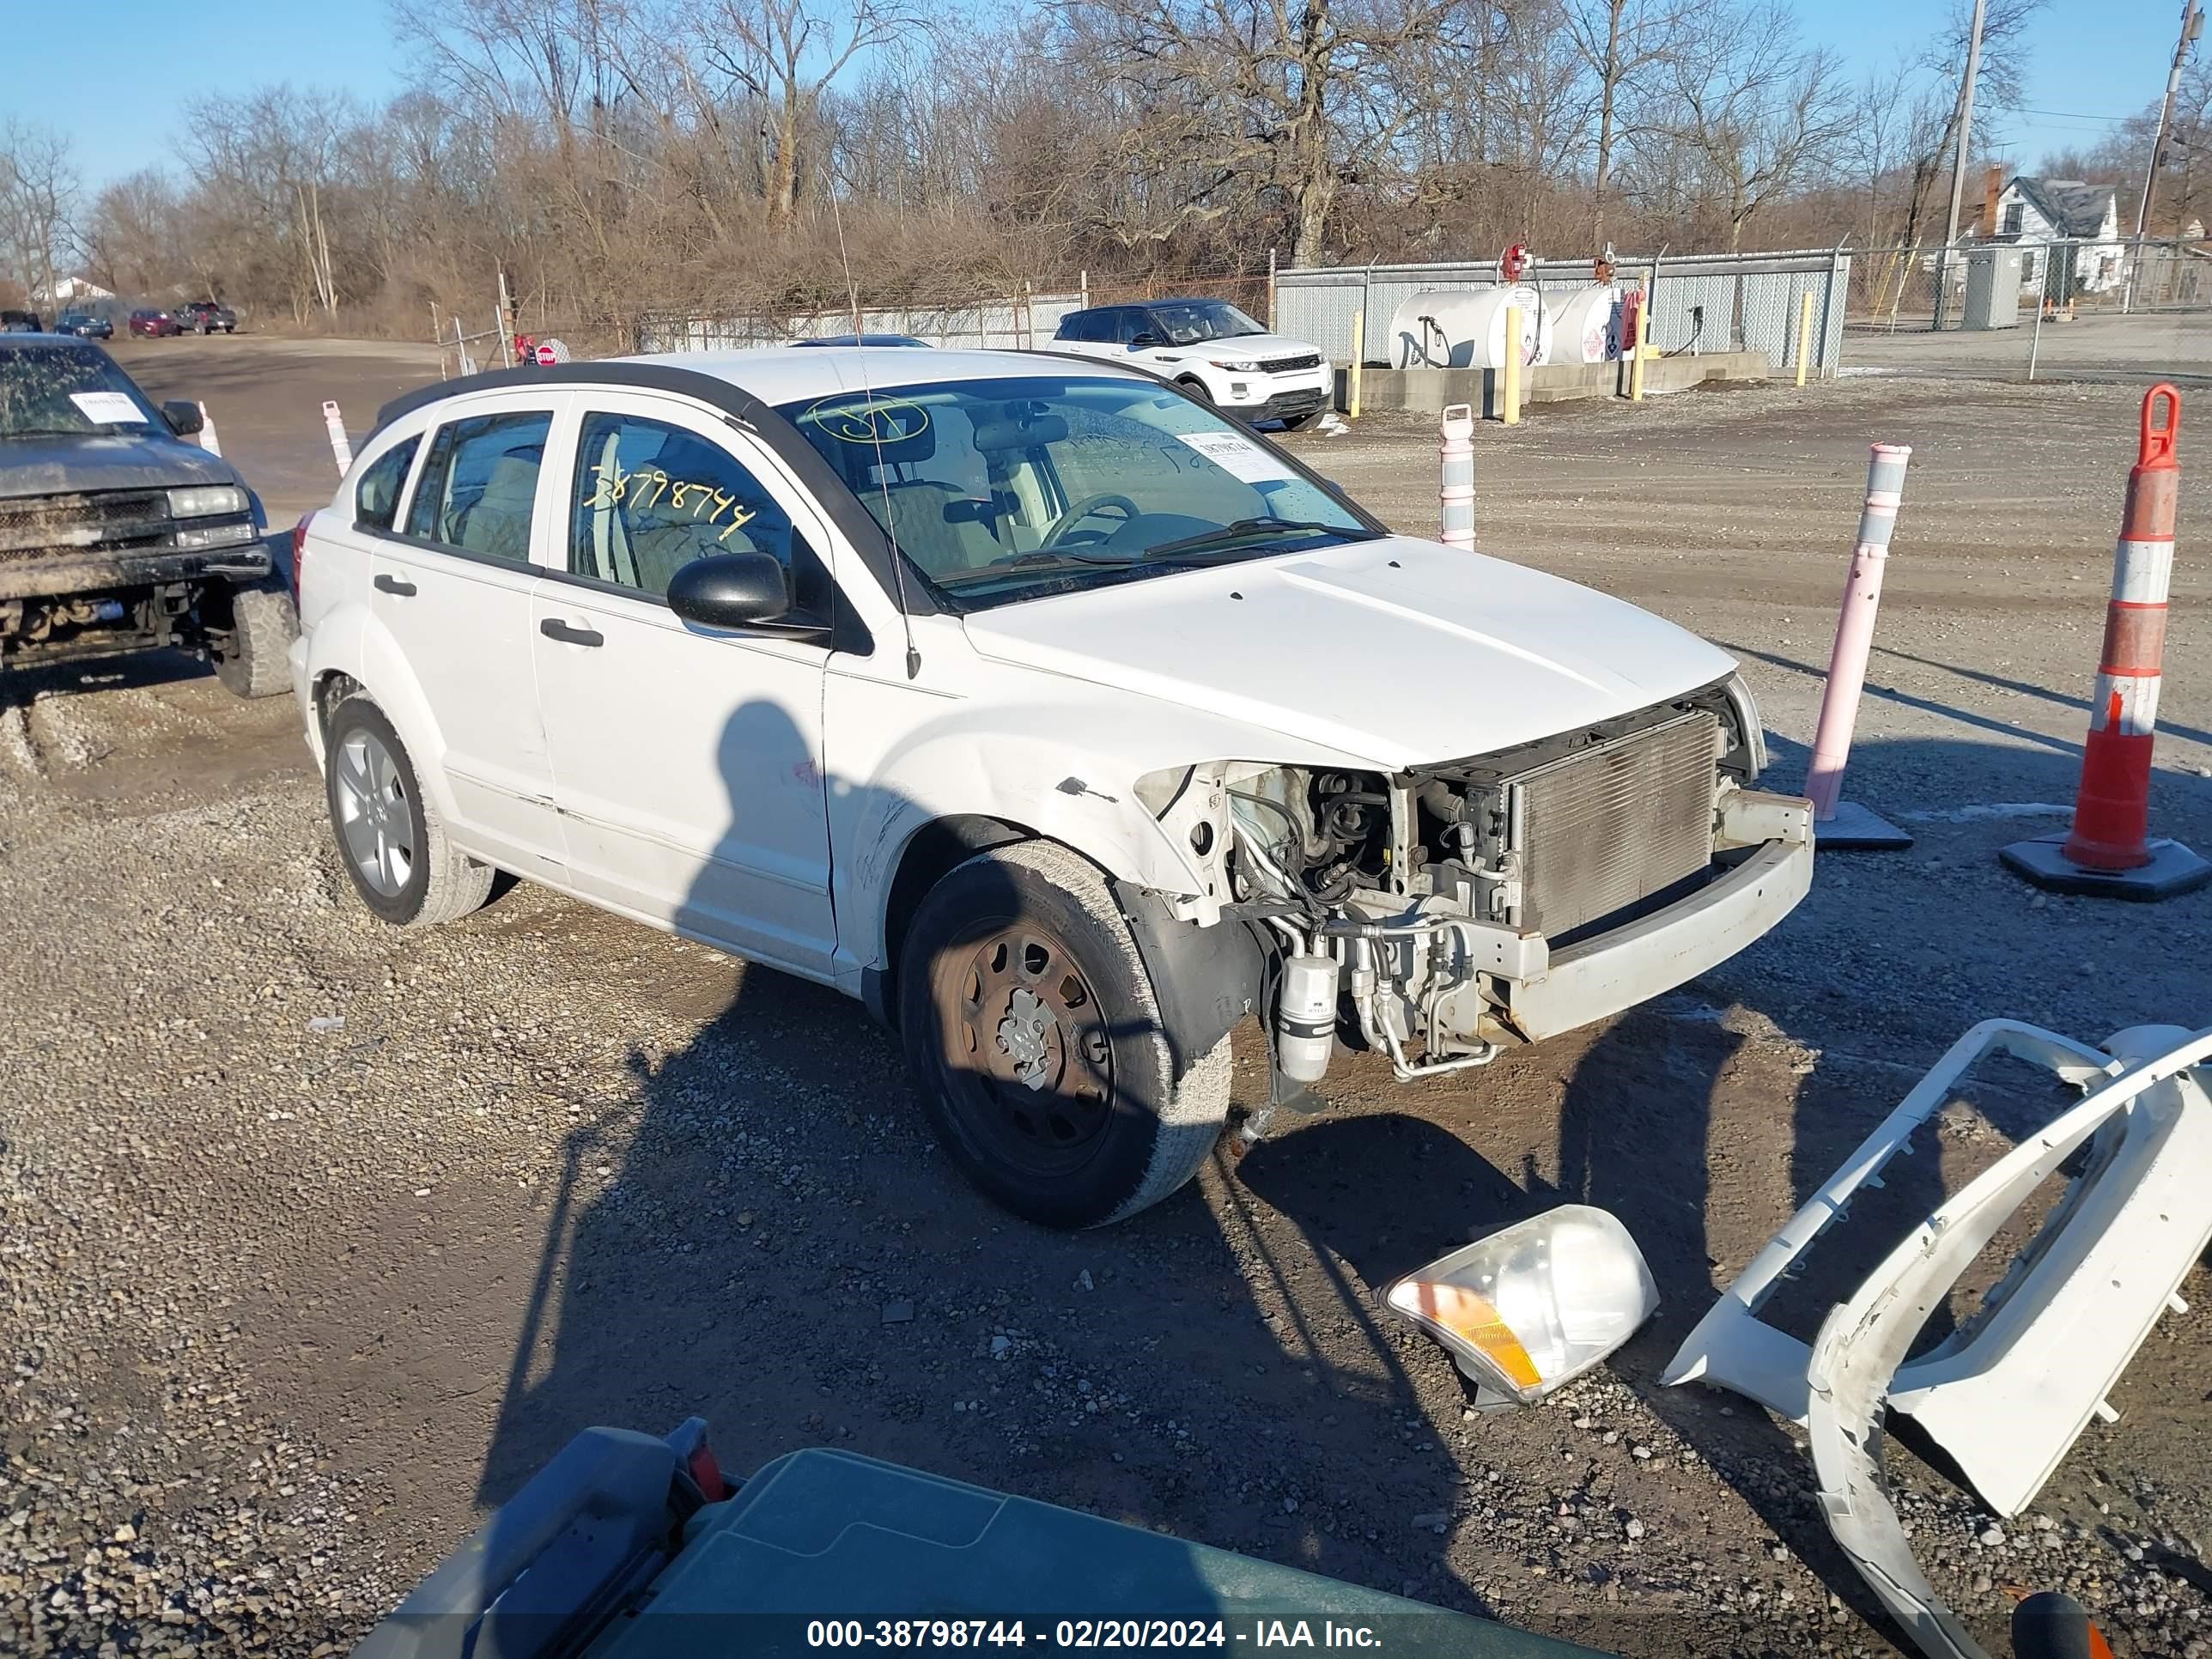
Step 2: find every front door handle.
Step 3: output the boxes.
[539,617,605,647]
[374,574,416,596]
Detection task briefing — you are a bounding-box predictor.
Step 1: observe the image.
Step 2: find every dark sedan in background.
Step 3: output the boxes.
[55,313,113,339]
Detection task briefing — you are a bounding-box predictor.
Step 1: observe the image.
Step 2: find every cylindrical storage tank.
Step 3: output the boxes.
[1388,287,1553,370]
[1547,284,1624,364]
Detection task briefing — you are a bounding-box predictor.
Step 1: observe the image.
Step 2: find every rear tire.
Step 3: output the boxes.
[323,696,494,928]
[213,580,297,699]
[897,840,1231,1229]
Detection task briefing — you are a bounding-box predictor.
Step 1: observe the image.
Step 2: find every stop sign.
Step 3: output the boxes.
[535,343,558,366]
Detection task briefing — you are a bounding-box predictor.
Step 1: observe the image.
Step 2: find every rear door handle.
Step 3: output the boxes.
[539,618,605,647]
[374,574,416,596]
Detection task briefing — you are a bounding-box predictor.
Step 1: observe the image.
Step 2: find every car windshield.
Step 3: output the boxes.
[0,342,160,438]
[777,374,1373,611]
[1144,301,1267,345]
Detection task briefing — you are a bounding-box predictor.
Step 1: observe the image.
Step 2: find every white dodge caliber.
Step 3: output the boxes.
[289,349,1812,1228]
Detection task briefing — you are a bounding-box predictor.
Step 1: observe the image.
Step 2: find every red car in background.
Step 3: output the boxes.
[128,308,180,338]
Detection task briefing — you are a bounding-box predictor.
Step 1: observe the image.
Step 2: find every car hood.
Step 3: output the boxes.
[958,536,1739,770]
[1148,331,1321,363]
[0,431,240,501]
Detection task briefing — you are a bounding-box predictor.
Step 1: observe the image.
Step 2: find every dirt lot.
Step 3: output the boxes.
[3,337,2209,1659]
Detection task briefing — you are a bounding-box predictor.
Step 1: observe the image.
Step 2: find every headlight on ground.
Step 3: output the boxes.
[1385,1205,1658,1406]
[168,484,249,519]
[173,520,259,550]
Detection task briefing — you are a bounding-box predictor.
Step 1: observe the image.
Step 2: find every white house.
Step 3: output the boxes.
[1987,177,2126,295]
[30,276,116,307]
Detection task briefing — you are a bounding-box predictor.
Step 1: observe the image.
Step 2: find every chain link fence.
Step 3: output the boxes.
[632,273,1272,356]
[1843,238,2212,383]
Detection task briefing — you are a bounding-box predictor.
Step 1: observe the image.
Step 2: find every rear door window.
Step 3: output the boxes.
[353,436,420,532]
[404,410,553,562]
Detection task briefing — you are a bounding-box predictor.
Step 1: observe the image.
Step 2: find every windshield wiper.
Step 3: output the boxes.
[1139,517,1369,560]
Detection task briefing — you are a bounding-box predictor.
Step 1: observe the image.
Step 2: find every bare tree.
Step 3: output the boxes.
[1636,0,1847,252]
[0,121,78,312]
[1564,0,1692,246]
[688,0,931,228]
[1055,0,1480,265]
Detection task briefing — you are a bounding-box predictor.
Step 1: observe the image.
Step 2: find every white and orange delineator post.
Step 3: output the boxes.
[1803,443,1914,849]
[2003,385,2209,899]
[1439,404,1475,550]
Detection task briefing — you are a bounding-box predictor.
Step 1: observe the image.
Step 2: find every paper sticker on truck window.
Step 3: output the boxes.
[1176,429,1295,484]
[70,392,145,424]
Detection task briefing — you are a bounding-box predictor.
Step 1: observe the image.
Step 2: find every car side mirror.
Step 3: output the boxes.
[161,400,204,436]
[1128,332,1159,349]
[666,550,791,630]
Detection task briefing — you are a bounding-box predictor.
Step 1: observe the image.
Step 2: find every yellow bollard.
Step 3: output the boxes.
[1348,312,1364,420]
[1501,306,1522,426]
[1796,289,1814,389]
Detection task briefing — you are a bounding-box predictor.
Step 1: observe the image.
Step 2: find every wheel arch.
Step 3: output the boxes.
[867,812,1036,1024]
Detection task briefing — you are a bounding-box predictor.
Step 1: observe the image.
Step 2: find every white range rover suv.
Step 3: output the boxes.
[1049,301,1333,429]
[289,349,1812,1228]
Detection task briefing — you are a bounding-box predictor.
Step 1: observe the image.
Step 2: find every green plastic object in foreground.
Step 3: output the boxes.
[581,1447,1605,1659]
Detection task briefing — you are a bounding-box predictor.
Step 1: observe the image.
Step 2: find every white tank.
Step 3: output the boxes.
[1387,286,1553,370]
[1547,284,1625,363]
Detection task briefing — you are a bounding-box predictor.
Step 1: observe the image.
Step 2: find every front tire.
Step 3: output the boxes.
[1279,410,1324,431]
[1175,376,1214,406]
[213,580,297,699]
[897,840,1231,1229]
[323,696,494,927]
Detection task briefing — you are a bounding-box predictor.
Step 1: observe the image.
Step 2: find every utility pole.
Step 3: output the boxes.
[2128,0,2205,312]
[1936,0,1988,330]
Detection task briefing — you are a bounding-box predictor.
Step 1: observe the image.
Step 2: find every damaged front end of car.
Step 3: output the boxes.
[1135,673,1813,1099]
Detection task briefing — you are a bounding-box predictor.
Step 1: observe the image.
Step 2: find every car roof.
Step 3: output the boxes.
[416,347,1153,412]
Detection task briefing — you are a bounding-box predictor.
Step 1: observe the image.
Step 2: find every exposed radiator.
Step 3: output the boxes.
[1510,709,1718,939]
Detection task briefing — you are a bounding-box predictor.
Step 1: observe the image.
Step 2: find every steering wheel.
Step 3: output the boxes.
[1041,492,1142,550]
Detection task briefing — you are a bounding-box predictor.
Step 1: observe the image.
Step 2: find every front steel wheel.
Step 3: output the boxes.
[898,840,1231,1229]
[941,920,1119,1182]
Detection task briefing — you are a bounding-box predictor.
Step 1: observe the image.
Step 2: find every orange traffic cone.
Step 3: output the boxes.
[2003,384,2209,899]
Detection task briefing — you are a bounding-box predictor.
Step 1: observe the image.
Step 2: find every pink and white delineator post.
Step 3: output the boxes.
[1803,442,1913,849]
[323,400,353,475]
[1438,404,1475,550]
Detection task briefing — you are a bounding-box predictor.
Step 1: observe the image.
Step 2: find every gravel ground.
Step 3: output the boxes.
[3,348,2209,1658]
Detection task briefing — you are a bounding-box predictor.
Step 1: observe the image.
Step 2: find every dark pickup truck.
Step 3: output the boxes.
[0,332,294,693]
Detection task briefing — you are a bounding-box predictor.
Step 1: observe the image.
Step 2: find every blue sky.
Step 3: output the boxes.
[0,0,2186,196]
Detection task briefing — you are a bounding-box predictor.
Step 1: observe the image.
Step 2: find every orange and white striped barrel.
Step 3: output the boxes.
[2063,385,2180,871]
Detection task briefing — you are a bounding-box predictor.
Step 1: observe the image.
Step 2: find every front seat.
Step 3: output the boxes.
[834,418,1001,580]
[454,455,541,561]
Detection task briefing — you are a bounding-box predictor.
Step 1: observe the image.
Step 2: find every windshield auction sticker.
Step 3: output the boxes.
[1175,430,1295,485]
[69,392,146,424]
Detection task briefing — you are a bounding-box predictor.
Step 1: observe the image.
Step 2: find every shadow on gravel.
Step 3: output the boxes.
[472,1013,1507,1620]
[0,646,212,707]
[1873,644,2212,751]
[468,700,1498,1623]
